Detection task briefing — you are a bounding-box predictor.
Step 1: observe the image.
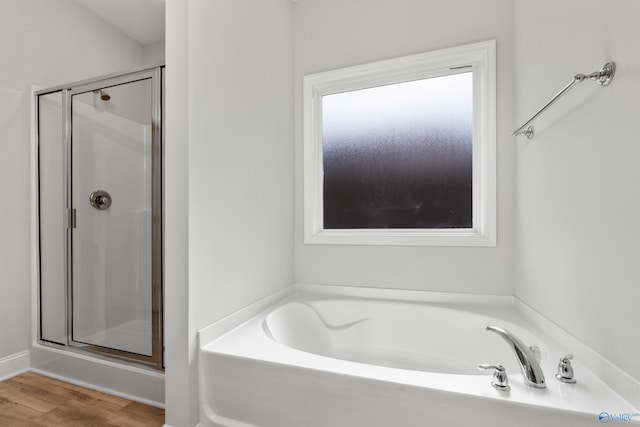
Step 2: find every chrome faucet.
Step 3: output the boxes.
[486,325,546,389]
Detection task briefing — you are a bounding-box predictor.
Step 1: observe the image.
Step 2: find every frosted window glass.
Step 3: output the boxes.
[322,73,473,229]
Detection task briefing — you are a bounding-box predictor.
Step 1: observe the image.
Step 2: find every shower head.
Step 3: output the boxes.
[93,89,111,101]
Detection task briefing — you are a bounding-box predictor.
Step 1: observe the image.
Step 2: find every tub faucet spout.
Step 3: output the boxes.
[486,325,546,389]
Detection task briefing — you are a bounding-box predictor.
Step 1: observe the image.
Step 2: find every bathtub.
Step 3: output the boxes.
[199,285,640,427]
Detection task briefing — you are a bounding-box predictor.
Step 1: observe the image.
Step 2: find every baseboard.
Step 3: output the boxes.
[0,350,30,381]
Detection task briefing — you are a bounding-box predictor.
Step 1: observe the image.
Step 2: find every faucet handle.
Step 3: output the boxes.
[555,354,577,383]
[478,364,511,391]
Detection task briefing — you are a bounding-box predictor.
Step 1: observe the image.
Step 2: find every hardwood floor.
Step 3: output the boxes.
[0,372,165,426]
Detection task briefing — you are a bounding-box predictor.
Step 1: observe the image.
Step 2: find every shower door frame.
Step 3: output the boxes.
[35,65,164,370]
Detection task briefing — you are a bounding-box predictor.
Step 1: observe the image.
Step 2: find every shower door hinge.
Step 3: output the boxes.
[68,208,77,229]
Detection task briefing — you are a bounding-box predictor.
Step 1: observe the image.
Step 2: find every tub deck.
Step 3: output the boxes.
[199,285,640,427]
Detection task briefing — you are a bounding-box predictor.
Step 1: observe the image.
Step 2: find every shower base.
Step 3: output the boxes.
[76,319,152,357]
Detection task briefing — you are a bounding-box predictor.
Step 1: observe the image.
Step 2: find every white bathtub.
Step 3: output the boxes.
[199,285,640,427]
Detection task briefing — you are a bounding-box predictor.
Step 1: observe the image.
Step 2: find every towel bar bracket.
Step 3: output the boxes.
[577,62,615,87]
[515,125,535,140]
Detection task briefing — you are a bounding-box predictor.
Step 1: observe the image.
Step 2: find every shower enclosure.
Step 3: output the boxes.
[36,66,163,369]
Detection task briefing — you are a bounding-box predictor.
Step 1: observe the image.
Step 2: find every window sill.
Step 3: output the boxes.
[304,228,496,247]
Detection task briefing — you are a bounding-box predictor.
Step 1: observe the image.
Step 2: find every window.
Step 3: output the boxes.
[303,40,496,246]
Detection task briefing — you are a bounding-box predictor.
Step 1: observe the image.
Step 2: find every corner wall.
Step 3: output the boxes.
[164,0,196,425]
[293,0,516,295]
[188,0,294,336]
[514,0,640,383]
[164,0,295,424]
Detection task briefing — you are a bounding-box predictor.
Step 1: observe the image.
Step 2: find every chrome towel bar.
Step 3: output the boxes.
[513,62,615,139]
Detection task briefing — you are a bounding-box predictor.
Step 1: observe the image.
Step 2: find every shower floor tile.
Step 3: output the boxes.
[0,372,164,426]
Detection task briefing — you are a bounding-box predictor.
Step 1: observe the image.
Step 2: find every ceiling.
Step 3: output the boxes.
[73,0,165,45]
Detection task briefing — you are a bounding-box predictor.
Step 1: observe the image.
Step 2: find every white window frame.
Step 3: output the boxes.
[303,40,496,247]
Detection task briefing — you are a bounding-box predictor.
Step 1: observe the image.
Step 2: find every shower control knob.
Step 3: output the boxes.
[90,190,112,210]
[478,364,511,391]
[555,354,577,383]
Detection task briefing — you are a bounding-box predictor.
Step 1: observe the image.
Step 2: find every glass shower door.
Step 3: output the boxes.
[69,72,161,363]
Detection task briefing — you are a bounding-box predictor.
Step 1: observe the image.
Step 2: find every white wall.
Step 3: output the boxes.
[0,84,27,364]
[164,0,196,425]
[143,40,166,65]
[293,0,516,295]
[163,0,295,424]
[188,0,294,332]
[0,0,145,363]
[514,0,640,383]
